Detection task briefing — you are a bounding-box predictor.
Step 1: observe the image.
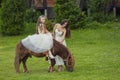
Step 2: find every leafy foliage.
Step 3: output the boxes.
[45,19,53,31]
[54,0,86,29]
[87,0,115,23]
[1,0,26,35]
[25,7,41,23]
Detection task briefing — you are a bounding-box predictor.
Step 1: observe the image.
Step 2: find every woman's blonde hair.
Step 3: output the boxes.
[61,19,71,38]
[36,15,45,34]
[36,15,45,26]
[54,23,61,28]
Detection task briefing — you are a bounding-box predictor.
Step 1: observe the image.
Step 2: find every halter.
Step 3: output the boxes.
[63,53,72,67]
[63,53,71,61]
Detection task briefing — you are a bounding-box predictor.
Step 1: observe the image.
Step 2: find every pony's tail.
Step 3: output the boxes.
[14,43,20,73]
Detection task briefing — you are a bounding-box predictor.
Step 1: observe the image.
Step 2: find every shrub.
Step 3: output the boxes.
[24,22,36,34]
[25,7,41,23]
[87,0,115,23]
[84,21,103,29]
[45,19,53,31]
[54,0,86,29]
[1,0,26,35]
[84,21,117,29]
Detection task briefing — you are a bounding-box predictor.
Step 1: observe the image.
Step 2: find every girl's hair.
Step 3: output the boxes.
[36,15,45,34]
[39,23,48,33]
[36,15,45,27]
[61,19,71,38]
[53,23,61,37]
[54,23,61,28]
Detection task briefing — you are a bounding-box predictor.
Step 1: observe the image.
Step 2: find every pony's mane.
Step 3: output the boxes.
[53,39,70,59]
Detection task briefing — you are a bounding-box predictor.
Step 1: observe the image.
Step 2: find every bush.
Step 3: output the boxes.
[45,19,53,31]
[85,21,103,29]
[87,0,115,23]
[84,21,116,29]
[23,22,36,34]
[102,22,120,29]
[54,0,86,29]
[1,0,26,35]
[25,7,41,23]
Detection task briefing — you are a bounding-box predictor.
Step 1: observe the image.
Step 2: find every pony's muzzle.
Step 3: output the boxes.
[67,67,73,72]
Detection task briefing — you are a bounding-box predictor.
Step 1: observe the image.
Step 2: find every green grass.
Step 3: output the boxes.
[0,28,120,80]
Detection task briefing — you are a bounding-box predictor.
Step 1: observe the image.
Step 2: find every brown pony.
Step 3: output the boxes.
[14,39,75,73]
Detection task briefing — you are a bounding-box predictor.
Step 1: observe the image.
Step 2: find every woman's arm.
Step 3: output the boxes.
[52,25,56,38]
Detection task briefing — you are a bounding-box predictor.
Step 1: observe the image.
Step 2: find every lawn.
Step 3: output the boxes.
[0,27,120,80]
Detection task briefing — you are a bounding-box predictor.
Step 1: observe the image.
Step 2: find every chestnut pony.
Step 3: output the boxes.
[14,39,75,73]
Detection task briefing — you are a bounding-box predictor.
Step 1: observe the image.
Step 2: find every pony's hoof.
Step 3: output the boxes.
[48,70,55,73]
[48,66,55,73]
[58,65,63,72]
[15,69,20,73]
[23,70,29,73]
[16,71,20,73]
[48,69,53,72]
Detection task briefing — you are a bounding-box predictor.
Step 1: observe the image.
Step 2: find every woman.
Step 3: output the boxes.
[21,16,53,57]
[53,19,71,71]
[22,23,53,53]
[36,15,54,59]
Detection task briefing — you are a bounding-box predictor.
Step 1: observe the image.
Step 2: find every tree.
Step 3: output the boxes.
[87,0,114,22]
[1,0,26,35]
[25,6,41,23]
[54,0,86,29]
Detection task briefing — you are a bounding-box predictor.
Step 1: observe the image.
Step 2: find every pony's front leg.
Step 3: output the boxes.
[48,59,56,72]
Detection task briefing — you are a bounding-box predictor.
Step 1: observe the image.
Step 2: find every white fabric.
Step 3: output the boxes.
[55,55,64,65]
[55,29,66,46]
[49,50,55,59]
[54,29,67,65]
[38,26,41,34]
[21,33,53,53]
[38,24,42,34]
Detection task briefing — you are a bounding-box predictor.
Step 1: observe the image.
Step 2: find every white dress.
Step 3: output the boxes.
[55,29,66,65]
[21,33,53,53]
